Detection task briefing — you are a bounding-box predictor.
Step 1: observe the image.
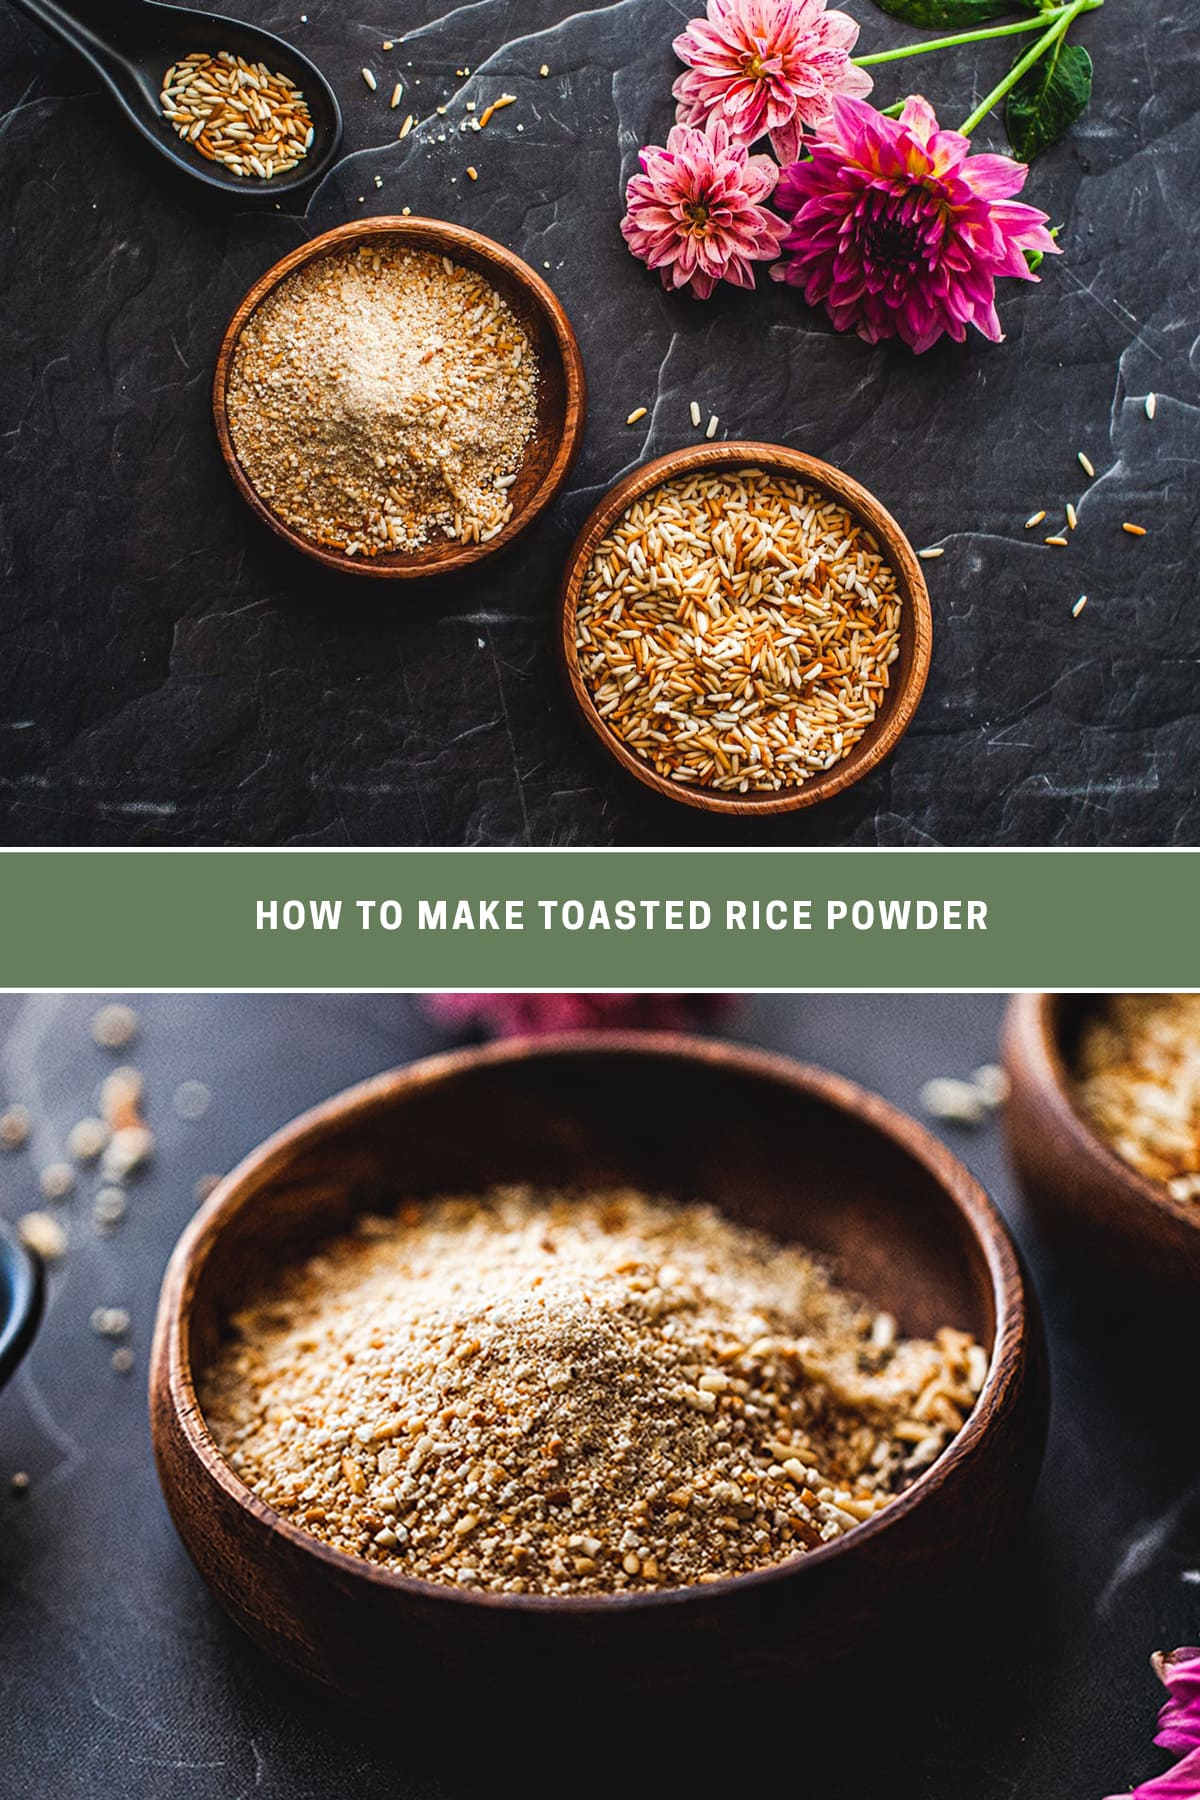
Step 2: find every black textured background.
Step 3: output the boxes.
[0,0,1197,846]
[0,993,1197,1799]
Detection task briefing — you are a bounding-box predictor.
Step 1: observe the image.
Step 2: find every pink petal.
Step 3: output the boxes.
[900,94,939,145]
[1156,1650,1200,1754]
[769,117,804,164]
[817,8,859,49]
[964,151,1032,200]
[838,62,876,101]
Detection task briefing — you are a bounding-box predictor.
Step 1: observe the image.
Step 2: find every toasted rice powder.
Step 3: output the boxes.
[202,1186,985,1596]
[226,243,538,556]
[574,469,902,794]
[1074,995,1200,1202]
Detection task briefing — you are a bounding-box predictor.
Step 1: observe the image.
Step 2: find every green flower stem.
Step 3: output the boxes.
[959,0,1101,134]
[853,9,1077,70]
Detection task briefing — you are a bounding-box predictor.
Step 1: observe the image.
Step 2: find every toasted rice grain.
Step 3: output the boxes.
[159,52,313,180]
[574,468,902,794]
[1075,996,1200,1199]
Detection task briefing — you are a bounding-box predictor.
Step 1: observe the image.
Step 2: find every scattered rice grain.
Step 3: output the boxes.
[918,1078,988,1128]
[0,1105,31,1151]
[91,1003,137,1051]
[90,1306,130,1340]
[17,1212,66,1262]
[39,1162,75,1202]
[66,1118,110,1164]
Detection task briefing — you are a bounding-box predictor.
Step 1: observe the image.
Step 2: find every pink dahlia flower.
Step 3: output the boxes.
[621,117,787,299]
[771,94,1060,354]
[1106,1648,1200,1800]
[673,0,873,166]
[422,994,737,1038]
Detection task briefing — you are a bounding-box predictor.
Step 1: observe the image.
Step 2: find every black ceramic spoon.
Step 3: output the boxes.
[0,1218,43,1394]
[6,0,343,198]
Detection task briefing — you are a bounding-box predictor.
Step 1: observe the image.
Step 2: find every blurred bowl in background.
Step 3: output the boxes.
[1003,994,1200,1296]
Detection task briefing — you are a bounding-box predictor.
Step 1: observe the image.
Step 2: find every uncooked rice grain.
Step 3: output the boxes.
[574,468,902,794]
[159,52,313,180]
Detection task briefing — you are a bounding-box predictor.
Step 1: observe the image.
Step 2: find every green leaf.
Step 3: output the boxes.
[872,0,1031,26]
[1006,39,1093,160]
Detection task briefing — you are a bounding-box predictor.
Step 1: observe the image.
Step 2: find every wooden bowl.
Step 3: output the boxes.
[1003,994,1200,1294]
[213,217,587,578]
[558,444,932,814]
[150,1033,1044,1726]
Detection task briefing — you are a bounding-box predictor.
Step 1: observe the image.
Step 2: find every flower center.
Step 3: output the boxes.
[744,52,767,79]
[683,199,710,233]
[857,185,939,271]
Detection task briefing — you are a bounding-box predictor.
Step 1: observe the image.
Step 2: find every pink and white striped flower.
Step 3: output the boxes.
[672,0,873,166]
[621,117,787,299]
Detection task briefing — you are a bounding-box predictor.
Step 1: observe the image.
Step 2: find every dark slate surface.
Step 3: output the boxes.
[0,993,1197,1799]
[0,1,1197,846]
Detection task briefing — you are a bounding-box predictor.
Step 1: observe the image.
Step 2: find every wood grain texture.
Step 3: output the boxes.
[557,443,933,815]
[1003,994,1200,1295]
[212,216,588,578]
[150,1033,1044,1725]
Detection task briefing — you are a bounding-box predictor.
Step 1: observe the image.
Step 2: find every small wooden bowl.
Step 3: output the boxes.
[213,217,587,578]
[1003,994,1200,1294]
[558,444,932,814]
[150,1033,1044,1726]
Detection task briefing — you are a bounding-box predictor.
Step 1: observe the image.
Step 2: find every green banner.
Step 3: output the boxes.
[0,850,1193,988]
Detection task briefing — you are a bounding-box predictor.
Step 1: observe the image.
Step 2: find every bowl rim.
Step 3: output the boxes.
[1006,992,1200,1236]
[557,442,932,815]
[152,1030,1028,1617]
[212,215,588,579]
